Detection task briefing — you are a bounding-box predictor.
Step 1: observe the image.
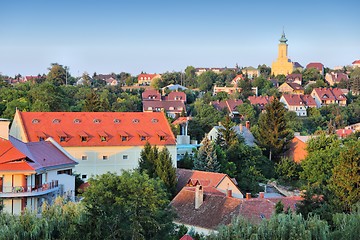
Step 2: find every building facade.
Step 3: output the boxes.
[271,31,294,76]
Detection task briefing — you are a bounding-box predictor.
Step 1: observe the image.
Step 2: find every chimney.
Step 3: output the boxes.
[0,118,10,140]
[226,189,232,198]
[195,185,204,209]
[259,192,265,199]
[239,124,243,133]
[246,193,251,200]
[245,121,250,130]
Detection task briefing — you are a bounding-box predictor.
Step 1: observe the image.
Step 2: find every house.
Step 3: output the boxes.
[325,72,349,86]
[286,135,313,163]
[352,60,360,68]
[231,74,244,86]
[171,173,302,234]
[306,62,324,75]
[172,117,199,160]
[311,88,347,107]
[137,73,161,85]
[286,73,302,85]
[278,82,304,95]
[210,99,243,118]
[9,110,177,181]
[242,66,259,79]
[143,101,186,118]
[94,74,118,86]
[345,122,360,132]
[336,129,354,139]
[195,67,236,76]
[292,62,304,71]
[280,94,317,116]
[142,90,187,118]
[161,84,187,93]
[213,86,241,96]
[0,135,77,215]
[247,96,273,111]
[207,122,255,146]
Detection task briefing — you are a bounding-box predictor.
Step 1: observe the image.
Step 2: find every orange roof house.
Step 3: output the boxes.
[306,62,324,75]
[286,135,313,163]
[210,99,243,118]
[278,82,304,95]
[280,94,317,117]
[137,73,161,86]
[352,60,360,68]
[0,136,77,214]
[311,88,347,107]
[9,110,177,181]
[247,96,273,110]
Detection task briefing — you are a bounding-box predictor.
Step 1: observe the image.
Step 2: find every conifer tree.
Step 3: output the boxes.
[194,136,220,172]
[155,147,177,196]
[139,142,157,177]
[255,97,293,161]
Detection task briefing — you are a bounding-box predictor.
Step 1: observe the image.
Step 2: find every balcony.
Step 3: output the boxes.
[0,180,59,198]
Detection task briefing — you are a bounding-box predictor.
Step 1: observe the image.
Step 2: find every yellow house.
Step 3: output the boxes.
[9,111,177,182]
[271,31,294,76]
[278,82,304,95]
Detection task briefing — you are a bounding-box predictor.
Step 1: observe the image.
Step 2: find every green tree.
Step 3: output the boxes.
[255,97,293,161]
[194,136,220,172]
[216,115,237,149]
[47,63,67,86]
[83,90,103,112]
[82,171,174,240]
[155,147,177,197]
[329,140,360,212]
[197,71,217,91]
[138,142,157,178]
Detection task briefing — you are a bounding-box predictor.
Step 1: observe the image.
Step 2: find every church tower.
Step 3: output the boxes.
[271,31,294,76]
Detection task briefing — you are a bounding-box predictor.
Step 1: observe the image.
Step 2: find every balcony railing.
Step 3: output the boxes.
[0,180,59,197]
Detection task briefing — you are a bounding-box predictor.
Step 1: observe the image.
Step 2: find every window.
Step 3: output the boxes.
[39,137,45,141]
[81,155,87,160]
[102,155,108,160]
[114,119,120,124]
[52,119,60,124]
[81,136,88,142]
[93,119,101,124]
[32,119,40,124]
[121,136,128,141]
[57,169,72,175]
[81,175,87,179]
[100,136,107,142]
[160,136,166,141]
[132,119,139,123]
[60,136,66,142]
[151,118,159,123]
[140,136,146,141]
[73,119,81,124]
[123,155,128,160]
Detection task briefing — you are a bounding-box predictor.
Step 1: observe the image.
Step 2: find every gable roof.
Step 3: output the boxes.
[286,82,304,91]
[306,62,324,71]
[142,89,161,100]
[143,101,186,112]
[171,187,303,229]
[210,100,243,113]
[247,96,272,106]
[0,136,77,173]
[312,88,347,101]
[165,91,187,102]
[137,73,160,80]
[352,60,360,65]
[14,111,176,147]
[281,94,316,107]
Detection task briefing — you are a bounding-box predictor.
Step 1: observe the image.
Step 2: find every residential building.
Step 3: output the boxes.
[311,88,347,107]
[336,129,354,139]
[213,86,241,96]
[306,62,324,75]
[142,89,162,101]
[94,74,118,86]
[247,95,273,111]
[210,99,243,118]
[286,73,302,85]
[292,62,304,71]
[231,74,244,86]
[271,31,294,76]
[162,84,187,94]
[242,66,259,79]
[137,73,161,85]
[164,91,187,102]
[0,136,77,214]
[278,82,304,95]
[195,67,236,76]
[345,122,360,132]
[352,60,360,68]
[9,111,177,181]
[280,94,317,116]
[171,172,302,234]
[207,121,255,146]
[325,72,349,86]
[285,135,313,163]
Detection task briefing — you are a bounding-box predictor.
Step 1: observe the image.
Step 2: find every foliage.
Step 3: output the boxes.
[177,152,194,169]
[275,156,302,182]
[47,63,67,86]
[215,115,237,149]
[275,201,284,214]
[255,97,293,161]
[82,171,174,240]
[194,136,220,172]
[197,71,218,91]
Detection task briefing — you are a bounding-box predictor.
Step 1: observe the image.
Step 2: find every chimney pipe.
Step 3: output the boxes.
[195,185,204,209]
[239,124,243,133]
[259,192,265,199]
[226,189,232,198]
[246,193,251,200]
[245,121,250,130]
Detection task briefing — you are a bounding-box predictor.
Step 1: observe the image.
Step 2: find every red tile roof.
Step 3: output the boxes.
[0,138,26,164]
[137,73,160,81]
[336,129,354,138]
[306,62,324,71]
[16,111,176,147]
[286,82,304,91]
[210,100,243,113]
[143,101,186,113]
[180,234,194,240]
[170,187,303,229]
[313,88,347,101]
[248,96,272,106]
[352,60,360,65]
[142,90,161,101]
[172,117,192,125]
[165,91,186,102]
[281,94,316,107]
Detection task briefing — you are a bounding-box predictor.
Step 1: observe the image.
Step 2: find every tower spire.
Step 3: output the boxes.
[279,28,287,43]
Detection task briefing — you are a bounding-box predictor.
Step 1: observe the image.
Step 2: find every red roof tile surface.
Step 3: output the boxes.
[281,94,316,107]
[16,111,176,147]
[142,90,161,101]
[313,88,347,101]
[247,96,272,106]
[352,60,360,64]
[306,62,324,71]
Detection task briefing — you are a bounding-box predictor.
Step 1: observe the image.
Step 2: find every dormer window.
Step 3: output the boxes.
[74,119,81,124]
[137,130,148,141]
[140,136,146,141]
[60,136,66,142]
[32,119,40,124]
[157,130,167,141]
[79,131,89,142]
[81,136,88,142]
[114,119,121,124]
[36,131,46,141]
[133,119,140,123]
[93,119,101,124]
[151,118,159,123]
[98,131,108,142]
[39,137,45,141]
[57,130,67,142]
[52,119,60,124]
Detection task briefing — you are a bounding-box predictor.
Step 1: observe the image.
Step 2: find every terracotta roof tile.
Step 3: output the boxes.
[16,111,176,147]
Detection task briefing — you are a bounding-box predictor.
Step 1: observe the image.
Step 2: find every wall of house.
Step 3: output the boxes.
[47,169,75,200]
[2,198,22,215]
[287,138,307,163]
[9,112,28,142]
[216,177,244,198]
[64,145,177,181]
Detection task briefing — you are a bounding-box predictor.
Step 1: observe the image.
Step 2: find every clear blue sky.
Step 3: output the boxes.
[1,0,359,77]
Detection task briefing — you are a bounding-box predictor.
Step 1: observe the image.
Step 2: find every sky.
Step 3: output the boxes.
[0,0,359,77]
